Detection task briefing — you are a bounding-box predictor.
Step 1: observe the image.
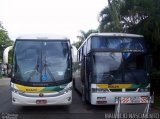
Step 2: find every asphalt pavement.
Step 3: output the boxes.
[0,78,159,119]
[0,86,115,119]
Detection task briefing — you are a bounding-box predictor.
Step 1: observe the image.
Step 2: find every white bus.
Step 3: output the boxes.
[73,33,152,105]
[11,35,72,106]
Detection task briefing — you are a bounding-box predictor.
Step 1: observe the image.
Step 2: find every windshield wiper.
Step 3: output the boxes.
[36,56,40,72]
[108,74,115,84]
[27,56,40,82]
[101,72,115,84]
[42,56,56,82]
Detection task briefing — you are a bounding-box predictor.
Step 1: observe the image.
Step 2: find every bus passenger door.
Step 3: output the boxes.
[85,55,91,102]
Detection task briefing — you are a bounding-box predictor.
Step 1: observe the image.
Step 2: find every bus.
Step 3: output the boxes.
[73,33,152,105]
[11,35,72,106]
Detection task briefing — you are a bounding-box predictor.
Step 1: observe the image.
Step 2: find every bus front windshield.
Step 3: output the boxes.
[92,52,149,84]
[13,40,71,86]
[93,52,122,83]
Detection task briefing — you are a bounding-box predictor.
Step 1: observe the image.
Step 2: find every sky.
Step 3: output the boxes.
[0,0,107,43]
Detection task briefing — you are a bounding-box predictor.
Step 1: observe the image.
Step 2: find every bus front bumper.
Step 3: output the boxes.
[90,92,150,105]
[12,91,72,106]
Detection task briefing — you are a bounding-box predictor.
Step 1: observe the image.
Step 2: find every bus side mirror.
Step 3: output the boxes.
[146,55,153,73]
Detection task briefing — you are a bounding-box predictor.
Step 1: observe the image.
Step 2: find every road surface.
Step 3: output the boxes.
[0,86,159,119]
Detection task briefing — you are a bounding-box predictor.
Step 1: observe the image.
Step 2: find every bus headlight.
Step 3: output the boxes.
[64,87,72,93]
[138,88,149,92]
[92,88,109,93]
[12,88,24,94]
[60,86,72,94]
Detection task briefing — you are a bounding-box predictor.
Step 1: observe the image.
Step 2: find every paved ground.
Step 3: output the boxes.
[0,79,159,119]
[0,77,10,86]
[0,86,116,119]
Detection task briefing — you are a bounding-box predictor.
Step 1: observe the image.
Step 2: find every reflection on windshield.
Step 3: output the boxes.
[42,42,70,82]
[93,52,122,83]
[123,52,149,84]
[13,40,71,84]
[92,36,145,50]
[92,52,149,84]
[14,41,41,82]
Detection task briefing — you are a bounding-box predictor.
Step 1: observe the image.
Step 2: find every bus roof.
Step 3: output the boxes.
[78,33,144,50]
[16,34,69,40]
[89,33,143,38]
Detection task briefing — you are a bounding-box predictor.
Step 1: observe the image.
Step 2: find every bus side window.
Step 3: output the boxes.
[87,38,91,53]
[83,43,86,57]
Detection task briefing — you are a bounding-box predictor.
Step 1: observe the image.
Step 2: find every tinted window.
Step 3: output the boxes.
[123,52,148,84]
[87,38,91,53]
[92,52,122,83]
[13,40,71,85]
[91,52,149,84]
[91,36,145,50]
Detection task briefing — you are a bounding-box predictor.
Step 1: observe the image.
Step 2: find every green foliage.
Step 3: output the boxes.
[98,0,157,32]
[98,0,123,32]
[72,41,81,49]
[73,29,98,49]
[154,97,160,109]
[77,30,98,42]
[151,71,160,79]
[150,70,160,96]
[0,22,13,63]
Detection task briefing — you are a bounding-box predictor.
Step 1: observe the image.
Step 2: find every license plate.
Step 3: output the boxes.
[96,101,107,104]
[36,100,47,104]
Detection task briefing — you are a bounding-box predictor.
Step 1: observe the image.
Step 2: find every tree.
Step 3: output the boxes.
[119,0,160,69]
[72,41,81,49]
[73,29,98,49]
[77,29,98,42]
[0,22,13,63]
[98,0,154,32]
[98,0,123,32]
[119,0,153,32]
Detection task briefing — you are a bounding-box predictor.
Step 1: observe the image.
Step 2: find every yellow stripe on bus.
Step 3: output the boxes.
[96,84,132,89]
[15,84,44,93]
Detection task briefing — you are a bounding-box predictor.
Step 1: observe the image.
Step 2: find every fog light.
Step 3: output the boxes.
[68,97,71,101]
[12,97,15,102]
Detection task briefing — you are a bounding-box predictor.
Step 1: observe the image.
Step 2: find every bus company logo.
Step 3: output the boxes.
[26,88,37,92]
[39,93,44,97]
[108,85,119,88]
